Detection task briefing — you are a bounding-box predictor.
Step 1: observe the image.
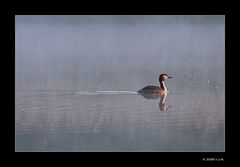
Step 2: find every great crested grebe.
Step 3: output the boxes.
[137,74,172,96]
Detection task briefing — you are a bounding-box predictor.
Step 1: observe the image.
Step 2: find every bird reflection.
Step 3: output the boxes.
[159,93,172,111]
[138,92,172,111]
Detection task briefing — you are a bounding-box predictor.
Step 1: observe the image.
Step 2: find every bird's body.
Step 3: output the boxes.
[138,85,161,93]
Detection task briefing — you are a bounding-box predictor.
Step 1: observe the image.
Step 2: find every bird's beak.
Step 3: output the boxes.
[168,76,172,79]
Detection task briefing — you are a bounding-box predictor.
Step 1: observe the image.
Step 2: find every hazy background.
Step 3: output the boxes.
[16,15,224,91]
[15,15,225,151]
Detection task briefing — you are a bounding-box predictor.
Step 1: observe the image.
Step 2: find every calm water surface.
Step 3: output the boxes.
[15,16,224,151]
[15,85,224,151]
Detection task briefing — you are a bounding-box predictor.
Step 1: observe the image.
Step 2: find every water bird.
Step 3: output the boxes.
[137,74,172,96]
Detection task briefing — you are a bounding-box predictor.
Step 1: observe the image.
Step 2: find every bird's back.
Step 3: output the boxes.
[137,85,161,94]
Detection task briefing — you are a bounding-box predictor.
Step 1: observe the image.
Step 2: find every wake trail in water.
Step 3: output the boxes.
[74,91,138,95]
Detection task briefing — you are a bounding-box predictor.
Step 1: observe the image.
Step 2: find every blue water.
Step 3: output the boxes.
[15,86,224,151]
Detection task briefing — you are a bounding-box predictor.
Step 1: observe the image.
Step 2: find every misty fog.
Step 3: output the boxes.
[15,15,225,152]
[16,15,224,91]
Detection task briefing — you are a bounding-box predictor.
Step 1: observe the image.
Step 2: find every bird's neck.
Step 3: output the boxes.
[160,81,167,91]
